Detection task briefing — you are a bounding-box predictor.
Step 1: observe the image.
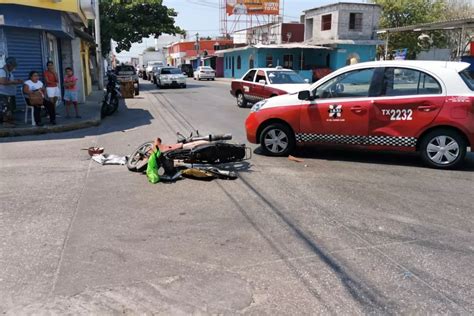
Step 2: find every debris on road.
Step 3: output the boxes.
[92,154,127,165]
[82,147,104,156]
[288,155,304,163]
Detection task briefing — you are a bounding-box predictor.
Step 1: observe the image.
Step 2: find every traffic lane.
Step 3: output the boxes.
[38,85,365,313]
[149,78,250,143]
[147,79,474,312]
[5,80,469,313]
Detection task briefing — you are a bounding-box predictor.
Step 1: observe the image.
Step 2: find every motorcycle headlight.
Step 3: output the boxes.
[251,99,267,112]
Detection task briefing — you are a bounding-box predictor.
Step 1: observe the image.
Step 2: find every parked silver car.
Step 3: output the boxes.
[194,66,216,81]
[156,67,187,88]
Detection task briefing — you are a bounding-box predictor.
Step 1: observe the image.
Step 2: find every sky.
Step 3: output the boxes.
[117,0,365,60]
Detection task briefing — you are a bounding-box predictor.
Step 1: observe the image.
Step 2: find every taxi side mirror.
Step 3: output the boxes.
[298,90,315,101]
[258,80,266,85]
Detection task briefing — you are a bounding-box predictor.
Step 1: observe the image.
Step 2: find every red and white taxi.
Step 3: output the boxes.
[245,60,474,169]
[230,67,311,108]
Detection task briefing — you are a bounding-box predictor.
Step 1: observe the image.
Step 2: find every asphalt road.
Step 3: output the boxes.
[1,78,473,314]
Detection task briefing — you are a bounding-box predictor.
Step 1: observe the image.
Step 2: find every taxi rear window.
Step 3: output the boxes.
[459,69,474,91]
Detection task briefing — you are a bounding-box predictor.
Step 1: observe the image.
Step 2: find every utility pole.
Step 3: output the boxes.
[94,0,104,89]
[195,32,200,66]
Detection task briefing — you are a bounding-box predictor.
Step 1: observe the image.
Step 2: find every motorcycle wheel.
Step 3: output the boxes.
[107,96,119,116]
[101,100,109,119]
[127,141,154,172]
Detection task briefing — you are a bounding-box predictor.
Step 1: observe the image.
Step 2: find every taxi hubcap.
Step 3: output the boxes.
[427,136,459,165]
[264,129,288,153]
[237,94,243,105]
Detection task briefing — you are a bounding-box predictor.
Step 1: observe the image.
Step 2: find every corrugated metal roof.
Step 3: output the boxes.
[215,42,331,56]
[377,18,474,33]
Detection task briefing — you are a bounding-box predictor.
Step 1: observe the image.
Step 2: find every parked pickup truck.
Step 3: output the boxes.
[115,65,139,95]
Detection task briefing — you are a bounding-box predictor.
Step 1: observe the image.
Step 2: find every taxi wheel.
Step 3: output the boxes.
[419,129,467,169]
[260,123,295,156]
[236,92,247,108]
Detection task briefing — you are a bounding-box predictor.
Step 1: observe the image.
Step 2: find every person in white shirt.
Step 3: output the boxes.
[23,71,56,126]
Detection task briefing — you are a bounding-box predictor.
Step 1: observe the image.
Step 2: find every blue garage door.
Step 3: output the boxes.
[5,27,44,107]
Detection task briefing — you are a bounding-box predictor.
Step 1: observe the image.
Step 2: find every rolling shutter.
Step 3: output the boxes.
[5,28,44,107]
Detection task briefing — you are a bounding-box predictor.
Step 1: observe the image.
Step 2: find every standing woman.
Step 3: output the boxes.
[23,71,56,126]
[44,61,60,110]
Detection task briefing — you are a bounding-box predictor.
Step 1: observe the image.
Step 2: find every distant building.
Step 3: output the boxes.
[0,0,97,104]
[302,2,382,67]
[165,39,234,76]
[217,2,383,80]
[233,22,305,45]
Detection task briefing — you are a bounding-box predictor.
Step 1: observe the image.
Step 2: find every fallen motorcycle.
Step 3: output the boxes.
[127,132,250,173]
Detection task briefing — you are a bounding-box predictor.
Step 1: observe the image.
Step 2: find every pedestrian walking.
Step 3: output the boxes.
[0,57,23,127]
[63,67,80,118]
[43,61,60,109]
[23,71,56,126]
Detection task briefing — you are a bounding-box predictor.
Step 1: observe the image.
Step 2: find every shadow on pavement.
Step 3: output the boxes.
[0,100,154,143]
[253,145,474,171]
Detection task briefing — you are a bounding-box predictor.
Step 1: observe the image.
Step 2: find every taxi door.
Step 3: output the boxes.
[252,70,268,101]
[368,67,445,148]
[298,68,376,146]
[241,69,257,101]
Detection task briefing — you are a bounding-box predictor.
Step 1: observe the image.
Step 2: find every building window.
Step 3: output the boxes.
[237,55,241,69]
[283,54,293,69]
[321,14,332,31]
[349,13,363,31]
[266,54,273,67]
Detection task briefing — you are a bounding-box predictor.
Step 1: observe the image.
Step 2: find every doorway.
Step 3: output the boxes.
[231,56,235,78]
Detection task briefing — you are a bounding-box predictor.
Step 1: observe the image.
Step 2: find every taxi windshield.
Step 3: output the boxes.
[267,71,305,84]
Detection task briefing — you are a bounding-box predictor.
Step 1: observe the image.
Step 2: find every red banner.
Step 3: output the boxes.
[226,0,279,16]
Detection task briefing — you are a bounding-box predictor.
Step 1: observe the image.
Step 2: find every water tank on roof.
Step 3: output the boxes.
[80,0,97,19]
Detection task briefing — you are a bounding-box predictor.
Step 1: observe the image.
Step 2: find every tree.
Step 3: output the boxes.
[444,0,474,19]
[100,0,183,56]
[374,0,474,58]
[373,0,446,58]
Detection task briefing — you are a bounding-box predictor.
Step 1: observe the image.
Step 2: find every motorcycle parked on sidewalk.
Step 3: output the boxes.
[101,71,121,119]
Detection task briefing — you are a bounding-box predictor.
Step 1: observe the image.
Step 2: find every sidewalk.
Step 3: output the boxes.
[0,89,103,137]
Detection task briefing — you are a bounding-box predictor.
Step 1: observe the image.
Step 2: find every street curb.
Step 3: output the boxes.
[0,115,101,137]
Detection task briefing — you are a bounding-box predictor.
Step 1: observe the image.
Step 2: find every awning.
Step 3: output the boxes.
[215,42,331,56]
[74,28,96,44]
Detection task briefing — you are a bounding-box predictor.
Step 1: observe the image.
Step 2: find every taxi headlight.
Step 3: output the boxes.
[251,99,267,112]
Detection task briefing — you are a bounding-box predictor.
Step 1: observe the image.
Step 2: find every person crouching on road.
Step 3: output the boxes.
[63,67,80,118]
[44,61,60,109]
[23,71,56,126]
[0,57,23,127]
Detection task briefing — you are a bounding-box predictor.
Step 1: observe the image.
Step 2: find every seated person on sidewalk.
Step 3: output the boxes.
[23,71,56,126]
[0,57,23,127]
[63,67,80,118]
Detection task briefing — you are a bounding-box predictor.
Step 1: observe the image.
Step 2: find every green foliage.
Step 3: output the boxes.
[100,0,184,56]
[374,0,446,57]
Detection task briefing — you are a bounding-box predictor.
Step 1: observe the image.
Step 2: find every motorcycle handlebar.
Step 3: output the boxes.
[179,133,233,143]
